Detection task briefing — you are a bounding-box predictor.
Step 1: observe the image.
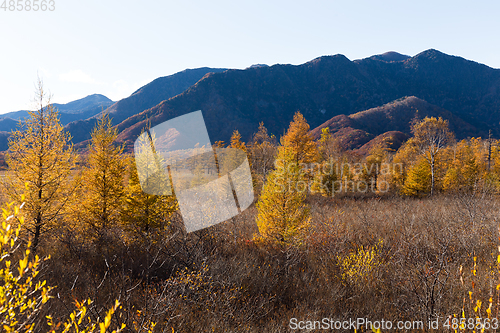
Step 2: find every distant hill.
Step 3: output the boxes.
[114,49,500,151]
[368,51,410,62]
[0,94,113,132]
[247,64,269,69]
[66,67,228,144]
[0,131,10,152]
[309,96,476,151]
[0,118,19,134]
[355,131,409,156]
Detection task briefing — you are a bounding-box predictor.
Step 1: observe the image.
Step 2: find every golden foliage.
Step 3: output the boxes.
[70,114,127,242]
[280,111,318,165]
[0,193,125,332]
[3,80,76,253]
[122,160,178,237]
[409,116,454,195]
[0,194,52,332]
[337,240,383,286]
[255,144,310,245]
[442,139,481,192]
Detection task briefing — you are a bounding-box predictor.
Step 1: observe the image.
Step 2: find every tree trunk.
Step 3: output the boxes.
[32,213,42,254]
[430,155,435,196]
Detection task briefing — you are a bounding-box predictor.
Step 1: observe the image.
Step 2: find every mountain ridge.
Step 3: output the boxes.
[113,49,500,151]
[66,67,228,144]
[1,49,500,157]
[0,94,114,132]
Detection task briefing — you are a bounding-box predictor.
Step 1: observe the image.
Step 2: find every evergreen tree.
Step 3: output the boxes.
[122,161,178,237]
[71,113,127,244]
[442,140,480,192]
[229,129,246,152]
[402,156,432,196]
[4,79,76,253]
[281,111,318,166]
[249,122,277,177]
[255,144,310,245]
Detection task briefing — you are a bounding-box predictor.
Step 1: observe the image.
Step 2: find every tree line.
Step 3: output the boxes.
[5,82,500,251]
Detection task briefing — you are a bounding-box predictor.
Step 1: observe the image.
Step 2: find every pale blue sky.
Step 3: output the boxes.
[1,0,499,114]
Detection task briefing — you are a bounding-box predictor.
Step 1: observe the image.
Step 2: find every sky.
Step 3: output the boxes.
[1,0,499,114]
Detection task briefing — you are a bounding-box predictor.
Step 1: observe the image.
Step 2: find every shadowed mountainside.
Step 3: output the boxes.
[309,96,476,151]
[2,49,500,156]
[114,49,499,151]
[66,67,228,144]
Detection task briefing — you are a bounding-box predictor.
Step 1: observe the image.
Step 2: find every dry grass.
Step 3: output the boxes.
[13,192,497,332]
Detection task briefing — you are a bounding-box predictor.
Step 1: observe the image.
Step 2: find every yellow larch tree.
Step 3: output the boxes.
[360,143,387,192]
[3,79,76,253]
[222,129,250,175]
[255,144,310,245]
[391,139,418,192]
[257,116,318,245]
[442,139,481,192]
[229,129,246,152]
[281,111,318,166]
[70,113,127,245]
[248,122,277,195]
[122,129,178,237]
[402,155,432,196]
[311,127,339,196]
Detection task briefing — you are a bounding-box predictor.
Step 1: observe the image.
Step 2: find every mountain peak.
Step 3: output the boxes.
[369,51,410,62]
[309,54,351,63]
[247,64,269,69]
[413,48,449,59]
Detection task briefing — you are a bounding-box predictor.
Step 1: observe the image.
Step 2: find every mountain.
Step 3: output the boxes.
[0,94,113,132]
[0,118,19,133]
[309,96,476,151]
[355,131,410,156]
[66,67,228,144]
[114,49,500,150]
[2,49,500,157]
[367,51,410,62]
[0,131,10,152]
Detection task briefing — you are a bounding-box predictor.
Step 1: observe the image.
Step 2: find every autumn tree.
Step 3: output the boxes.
[248,122,277,179]
[487,139,500,188]
[311,128,339,196]
[122,161,178,237]
[255,144,310,245]
[409,116,454,195]
[219,129,249,176]
[0,195,125,332]
[317,127,343,162]
[391,140,418,191]
[229,129,246,152]
[281,111,318,166]
[361,143,388,191]
[402,156,432,196]
[3,79,76,253]
[442,139,481,192]
[71,113,127,245]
